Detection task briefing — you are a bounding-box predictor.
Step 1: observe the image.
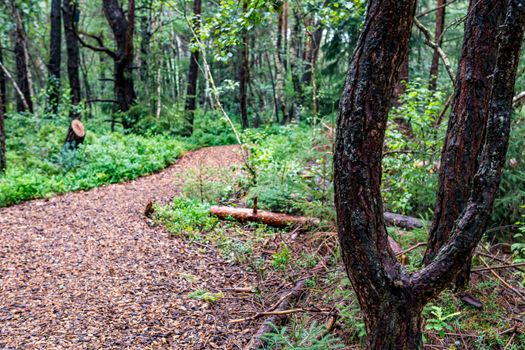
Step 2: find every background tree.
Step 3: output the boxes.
[62,0,81,120]
[183,0,202,136]
[0,86,5,173]
[47,0,62,115]
[429,0,446,90]
[9,1,33,113]
[334,0,525,348]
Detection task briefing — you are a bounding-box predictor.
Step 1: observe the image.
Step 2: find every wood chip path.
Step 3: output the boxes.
[0,145,259,349]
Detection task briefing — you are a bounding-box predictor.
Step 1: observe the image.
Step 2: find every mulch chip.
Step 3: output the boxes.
[0,145,259,349]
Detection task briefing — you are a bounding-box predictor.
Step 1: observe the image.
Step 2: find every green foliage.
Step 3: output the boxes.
[242,125,335,222]
[424,306,461,338]
[0,114,189,207]
[153,197,218,237]
[383,78,445,216]
[187,289,224,303]
[260,322,345,350]
[272,244,291,270]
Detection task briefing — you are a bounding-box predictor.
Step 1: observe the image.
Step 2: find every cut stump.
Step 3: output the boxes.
[64,119,85,149]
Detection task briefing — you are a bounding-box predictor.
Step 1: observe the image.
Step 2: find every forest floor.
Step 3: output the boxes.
[2,144,525,350]
[0,145,266,349]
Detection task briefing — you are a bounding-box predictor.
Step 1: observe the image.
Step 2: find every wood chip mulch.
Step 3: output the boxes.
[0,145,259,349]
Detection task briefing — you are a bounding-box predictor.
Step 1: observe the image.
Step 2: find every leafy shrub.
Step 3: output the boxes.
[153,197,218,237]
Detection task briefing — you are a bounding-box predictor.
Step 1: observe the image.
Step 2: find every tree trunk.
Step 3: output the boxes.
[364,301,423,350]
[139,0,152,86]
[275,4,287,123]
[429,0,446,91]
[10,2,33,113]
[392,52,409,107]
[334,0,524,347]
[47,0,62,115]
[239,0,249,129]
[0,48,6,116]
[183,0,201,136]
[423,0,507,290]
[102,0,137,129]
[63,0,82,119]
[0,89,5,173]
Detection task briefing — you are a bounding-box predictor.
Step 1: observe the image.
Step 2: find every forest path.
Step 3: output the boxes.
[0,145,257,349]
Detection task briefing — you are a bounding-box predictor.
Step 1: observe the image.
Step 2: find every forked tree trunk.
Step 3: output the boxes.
[429,0,446,90]
[423,0,507,289]
[47,0,62,115]
[334,0,525,348]
[239,0,250,129]
[183,0,201,136]
[62,0,81,119]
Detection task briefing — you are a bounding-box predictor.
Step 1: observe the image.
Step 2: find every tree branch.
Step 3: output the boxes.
[414,18,456,84]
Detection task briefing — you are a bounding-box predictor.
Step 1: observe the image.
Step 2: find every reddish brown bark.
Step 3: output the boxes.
[429,0,446,91]
[210,206,320,228]
[183,0,202,136]
[423,0,507,289]
[392,52,409,107]
[334,0,524,347]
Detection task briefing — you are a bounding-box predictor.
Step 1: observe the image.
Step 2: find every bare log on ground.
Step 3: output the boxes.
[211,205,424,231]
[384,212,424,229]
[210,206,320,228]
[64,119,85,149]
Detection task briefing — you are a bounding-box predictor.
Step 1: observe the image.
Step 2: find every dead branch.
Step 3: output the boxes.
[0,60,30,111]
[243,259,327,350]
[414,18,456,84]
[479,256,525,300]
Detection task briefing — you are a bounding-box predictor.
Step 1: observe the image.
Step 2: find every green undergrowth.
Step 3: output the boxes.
[0,109,239,207]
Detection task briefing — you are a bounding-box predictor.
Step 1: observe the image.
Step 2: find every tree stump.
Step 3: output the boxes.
[64,119,85,150]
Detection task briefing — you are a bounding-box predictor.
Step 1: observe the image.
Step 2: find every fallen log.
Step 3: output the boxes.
[210,205,424,231]
[384,212,424,229]
[210,206,320,228]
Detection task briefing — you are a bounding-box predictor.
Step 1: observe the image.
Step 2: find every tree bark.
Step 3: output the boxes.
[334,0,524,347]
[210,206,320,228]
[10,2,33,113]
[275,3,287,123]
[0,48,6,116]
[423,0,507,290]
[63,0,81,119]
[429,0,446,91]
[239,0,249,129]
[183,0,201,136]
[0,88,5,173]
[102,0,137,129]
[47,0,62,115]
[139,0,152,86]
